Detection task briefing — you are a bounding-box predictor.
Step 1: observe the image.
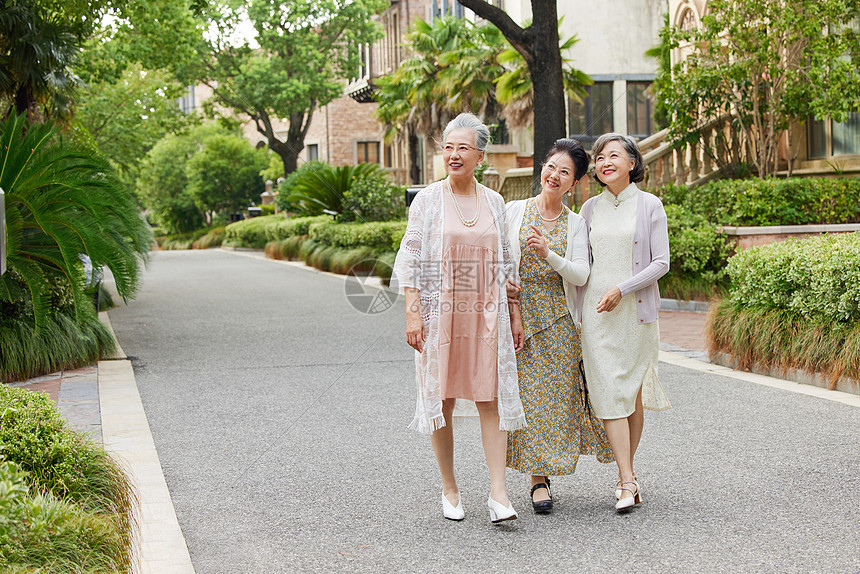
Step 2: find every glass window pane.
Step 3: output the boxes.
[626,82,653,138]
[357,142,380,164]
[307,144,319,161]
[591,83,614,135]
[568,97,586,136]
[568,82,613,138]
[833,112,860,156]
[807,116,827,158]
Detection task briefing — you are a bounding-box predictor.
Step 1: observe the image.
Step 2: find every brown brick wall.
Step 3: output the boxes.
[304,96,383,166]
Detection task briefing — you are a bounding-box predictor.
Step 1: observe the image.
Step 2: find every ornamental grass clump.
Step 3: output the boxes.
[707,232,860,386]
[0,387,136,572]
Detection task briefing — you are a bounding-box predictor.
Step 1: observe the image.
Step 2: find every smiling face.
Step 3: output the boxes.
[442,128,484,178]
[594,140,635,190]
[540,152,577,198]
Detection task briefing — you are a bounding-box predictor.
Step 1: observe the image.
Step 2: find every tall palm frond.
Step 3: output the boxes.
[287,162,384,216]
[0,112,151,330]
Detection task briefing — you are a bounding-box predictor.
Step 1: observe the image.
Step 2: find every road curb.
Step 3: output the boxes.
[99,316,195,573]
[659,350,860,408]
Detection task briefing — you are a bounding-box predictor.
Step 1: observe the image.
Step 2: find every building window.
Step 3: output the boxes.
[307,144,319,162]
[626,82,655,139]
[357,141,380,164]
[679,8,697,33]
[432,0,464,20]
[833,112,860,156]
[177,85,195,114]
[808,117,827,159]
[357,44,371,80]
[807,113,860,158]
[568,82,613,143]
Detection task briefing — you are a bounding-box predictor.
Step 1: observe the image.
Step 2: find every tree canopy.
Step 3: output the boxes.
[193,0,387,177]
[375,15,589,150]
[661,0,860,177]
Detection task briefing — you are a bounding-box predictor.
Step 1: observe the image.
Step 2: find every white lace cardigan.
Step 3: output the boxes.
[392,180,526,434]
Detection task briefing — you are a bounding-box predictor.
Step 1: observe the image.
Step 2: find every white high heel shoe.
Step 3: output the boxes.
[442,492,464,521]
[487,496,517,523]
[616,473,638,500]
[615,481,642,511]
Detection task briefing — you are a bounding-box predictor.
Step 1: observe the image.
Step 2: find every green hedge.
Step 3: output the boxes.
[223,214,285,248]
[726,232,860,323]
[657,177,860,226]
[707,232,860,383]
[265,214,332,241]
[308,220,407,251]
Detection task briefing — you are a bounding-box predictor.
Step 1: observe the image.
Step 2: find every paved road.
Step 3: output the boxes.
[109,249,860,573]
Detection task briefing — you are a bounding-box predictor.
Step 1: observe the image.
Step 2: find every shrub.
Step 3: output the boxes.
[707,232,860,383]
[0,388,136,571]
[192,226,226,249]
[726,232,860,324]
[656,177,860,226]
[661,205,732,300]
[0,112,151,333]
[273,160,328,213]
[338,171,405,223]
[223,214,285,248]
[265,215,333,241]
[265,236,309,260]
[282,162,388,217]
[309,220,407,251]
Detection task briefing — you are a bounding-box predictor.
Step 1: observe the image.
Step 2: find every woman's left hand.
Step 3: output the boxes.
[510,312,525,352]
[526,224,549,259]
[596,286,622,313]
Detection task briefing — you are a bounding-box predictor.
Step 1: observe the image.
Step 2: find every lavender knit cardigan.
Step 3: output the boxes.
[575,184,670,324]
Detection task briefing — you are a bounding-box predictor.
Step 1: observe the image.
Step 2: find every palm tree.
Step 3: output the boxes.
[0,111,151,331]
[496,25,591,130]
[375,16,590,142]
[0,4,80,122]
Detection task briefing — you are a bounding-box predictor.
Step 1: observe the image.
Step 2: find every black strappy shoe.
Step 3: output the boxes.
[530,478,553,514]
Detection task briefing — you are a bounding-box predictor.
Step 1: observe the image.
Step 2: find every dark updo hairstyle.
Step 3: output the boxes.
[590,133,646,187]
[544,138,589,181]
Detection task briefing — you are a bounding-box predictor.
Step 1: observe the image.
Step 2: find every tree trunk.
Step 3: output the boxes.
[457,0,566,193]
[528,3,565,190]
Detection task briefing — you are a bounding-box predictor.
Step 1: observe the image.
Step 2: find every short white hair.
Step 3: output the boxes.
[442,113,490,151]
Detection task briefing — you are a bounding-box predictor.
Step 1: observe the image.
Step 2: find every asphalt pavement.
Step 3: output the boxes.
[106,249,860,573]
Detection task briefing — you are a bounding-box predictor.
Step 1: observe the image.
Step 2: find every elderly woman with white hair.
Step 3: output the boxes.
[393,112,526,524]
[577,133,671,512]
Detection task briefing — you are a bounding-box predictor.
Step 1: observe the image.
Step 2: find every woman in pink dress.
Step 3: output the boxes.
[393,113,526,523]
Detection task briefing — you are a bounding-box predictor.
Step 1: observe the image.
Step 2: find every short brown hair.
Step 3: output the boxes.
[591,133,645,187]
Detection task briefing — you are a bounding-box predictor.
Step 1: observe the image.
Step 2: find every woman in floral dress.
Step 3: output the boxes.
[505,139,613,514]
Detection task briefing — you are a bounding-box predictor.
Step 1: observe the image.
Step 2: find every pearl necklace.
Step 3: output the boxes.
[446,178,481,227]
[534,198,563,222]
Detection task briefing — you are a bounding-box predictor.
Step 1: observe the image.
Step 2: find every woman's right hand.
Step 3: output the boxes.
[506,278,520,301]
[406,313,425,353]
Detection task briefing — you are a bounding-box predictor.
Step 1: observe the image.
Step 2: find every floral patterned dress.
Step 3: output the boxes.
[506,200,613,475]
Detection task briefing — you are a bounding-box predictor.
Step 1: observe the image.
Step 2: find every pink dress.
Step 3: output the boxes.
[438,189,500,402]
